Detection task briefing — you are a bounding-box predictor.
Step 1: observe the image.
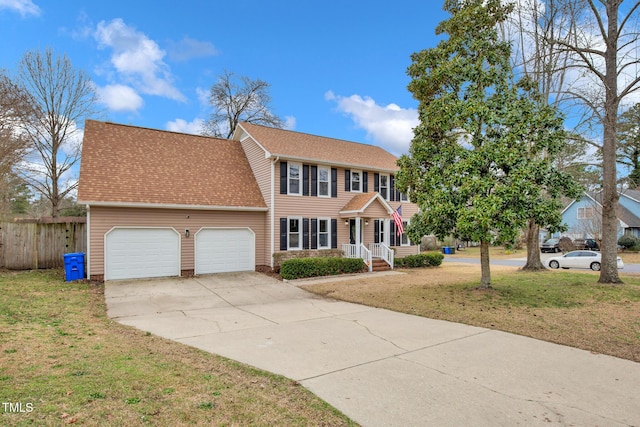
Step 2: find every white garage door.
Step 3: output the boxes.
[195,228,255,275]
[105,228,180,280]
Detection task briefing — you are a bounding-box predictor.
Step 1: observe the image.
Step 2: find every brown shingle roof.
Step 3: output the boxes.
[77,120,266,209]
[237,122,399,171]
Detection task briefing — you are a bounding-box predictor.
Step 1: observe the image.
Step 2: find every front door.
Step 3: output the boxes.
[349,219,363,245]
[377,218,387,245]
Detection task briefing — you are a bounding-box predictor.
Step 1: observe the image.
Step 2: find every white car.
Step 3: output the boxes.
[547,250,624,271]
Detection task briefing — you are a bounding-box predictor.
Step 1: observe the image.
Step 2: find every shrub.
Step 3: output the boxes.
[618,235,638,250]
[395,252,444,268]
[558,236,575,252]
[280,257,366,280]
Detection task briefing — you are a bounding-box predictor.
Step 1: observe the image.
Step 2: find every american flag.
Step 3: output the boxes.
[392,206,404,236]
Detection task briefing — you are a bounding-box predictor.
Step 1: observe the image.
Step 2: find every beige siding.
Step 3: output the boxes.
[88,206,266,278]
[240,136,273,266]
[274,162,420,252]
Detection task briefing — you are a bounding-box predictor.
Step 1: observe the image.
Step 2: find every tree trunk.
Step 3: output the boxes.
[598,0,623,284]
[479,239,492,289]
[523,219,545,270]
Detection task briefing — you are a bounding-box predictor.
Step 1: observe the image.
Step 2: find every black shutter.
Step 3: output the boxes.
[390,221,396,246]
[303,218,310,249]
[311,219,318,250]
[311,166,317,197]
[303,165,310,196]
[363,171,368,192]
[374,220,380,243]
[374,173,379,192]
[345,169,351,192]
[280,162,288,195]
[331,219,337,249]
[390,175,395,201]
[331,168,338,197]
[280,218,287,250]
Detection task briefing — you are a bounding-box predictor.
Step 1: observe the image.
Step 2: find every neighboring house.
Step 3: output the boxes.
[77,120,419,281]
[560,190,640,241]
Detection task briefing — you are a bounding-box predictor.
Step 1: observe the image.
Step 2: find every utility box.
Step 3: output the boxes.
[63,252,85,282]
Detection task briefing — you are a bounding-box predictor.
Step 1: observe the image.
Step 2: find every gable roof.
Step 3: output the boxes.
[561,191,640,229]
[236,122,400,172]
[618,205,640,228]
[339,193,394,215]
[621,189,640,203]
[77,120,266,210]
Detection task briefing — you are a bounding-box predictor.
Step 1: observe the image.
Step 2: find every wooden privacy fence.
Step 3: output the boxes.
[0,218,86,270]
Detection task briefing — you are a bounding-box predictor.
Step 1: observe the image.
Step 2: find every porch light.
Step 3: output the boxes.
[365,220,369,226]
[185,229,190,238]
[345,219,349,226]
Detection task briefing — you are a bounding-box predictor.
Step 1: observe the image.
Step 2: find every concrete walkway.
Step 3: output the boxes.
[105,272,640,426]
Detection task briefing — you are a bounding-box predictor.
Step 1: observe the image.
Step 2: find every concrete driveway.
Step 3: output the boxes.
[105,272,640,426]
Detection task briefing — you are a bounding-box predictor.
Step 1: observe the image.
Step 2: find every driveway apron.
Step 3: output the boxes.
[105,272,640,427]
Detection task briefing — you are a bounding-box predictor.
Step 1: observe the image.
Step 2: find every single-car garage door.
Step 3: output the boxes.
[105,228,180,280]
[195,228,255,275]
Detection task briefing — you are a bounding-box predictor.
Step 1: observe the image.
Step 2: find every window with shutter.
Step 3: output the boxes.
[288,217,302,250]
[318,218,330,249]
[318,166,330,197]
[288,163,302,195]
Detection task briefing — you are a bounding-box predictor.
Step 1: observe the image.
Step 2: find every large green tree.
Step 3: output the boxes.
[397,0,581,288]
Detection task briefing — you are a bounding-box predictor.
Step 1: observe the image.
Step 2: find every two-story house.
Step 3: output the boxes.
[77,120,419,281]
[560,190,640,240]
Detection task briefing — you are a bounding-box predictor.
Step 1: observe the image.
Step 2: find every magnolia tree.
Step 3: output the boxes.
[397,0,581,288]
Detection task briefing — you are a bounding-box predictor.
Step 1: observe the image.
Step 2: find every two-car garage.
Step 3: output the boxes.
[104,226,256,281]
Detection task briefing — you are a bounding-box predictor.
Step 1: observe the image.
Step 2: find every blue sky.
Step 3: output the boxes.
[0,0,450,156]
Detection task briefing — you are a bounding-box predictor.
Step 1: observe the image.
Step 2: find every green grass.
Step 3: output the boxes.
[0,269,355,426]
[304,264,640,362]
[488,271,640,308]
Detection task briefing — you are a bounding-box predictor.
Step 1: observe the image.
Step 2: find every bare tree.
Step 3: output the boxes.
[202,70,284,139]
[15,48,98,217]
[548,0,640,284]
[0,70,33,217]
[502,0,585,270]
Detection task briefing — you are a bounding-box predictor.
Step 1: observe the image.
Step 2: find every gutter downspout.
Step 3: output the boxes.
[86,205,90,279]
[270,156,279,269]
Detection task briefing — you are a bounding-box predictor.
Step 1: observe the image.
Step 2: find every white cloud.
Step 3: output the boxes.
[284,116,296,130]
[0,0,40,17]
[195,86,209,107]
[165,118,204,135]
[94,18,186,102]
[325,90,418,155]
[96,84,144,112]
[166,37,218,62]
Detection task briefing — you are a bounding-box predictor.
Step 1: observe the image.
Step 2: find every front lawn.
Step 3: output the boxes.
[304,264,640,362]
[0,270,355,426]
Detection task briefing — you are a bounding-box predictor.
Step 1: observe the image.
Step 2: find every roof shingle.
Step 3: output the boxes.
[77,120,266,209]
[237,122,400,171]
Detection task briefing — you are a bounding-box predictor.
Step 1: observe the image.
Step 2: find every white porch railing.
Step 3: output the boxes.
[369,243,394,269]
[342,243,373,272]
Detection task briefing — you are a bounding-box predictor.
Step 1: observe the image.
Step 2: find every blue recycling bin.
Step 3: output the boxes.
[442,246,456,255]
[63,252,85,282]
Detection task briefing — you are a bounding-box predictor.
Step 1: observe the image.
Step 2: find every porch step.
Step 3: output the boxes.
[371,259,391,272]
